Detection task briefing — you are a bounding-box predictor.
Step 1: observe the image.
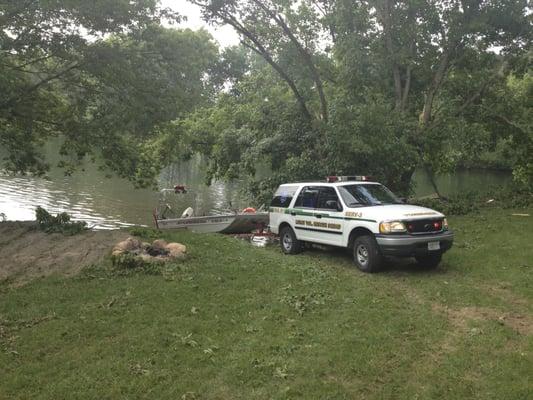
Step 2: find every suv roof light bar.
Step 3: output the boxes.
[326,175,372,183]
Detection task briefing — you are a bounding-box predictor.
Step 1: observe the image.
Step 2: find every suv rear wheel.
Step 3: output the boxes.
[352,235,383,273]
[280,226,302,254]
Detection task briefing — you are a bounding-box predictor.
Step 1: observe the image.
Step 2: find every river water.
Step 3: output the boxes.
[0,154,512,229]
[0,155,243,229]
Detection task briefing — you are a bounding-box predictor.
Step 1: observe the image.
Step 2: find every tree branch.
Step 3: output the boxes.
[400,8,416,111]
[420,44,454,126]
[376,0,402,111]
[479,102,527,135]
[310,0,336,43]
[401,63,412,110]
[250,0,328,122]
[0,54,56,74]
[191,1,312,121]
[0,62,80,109]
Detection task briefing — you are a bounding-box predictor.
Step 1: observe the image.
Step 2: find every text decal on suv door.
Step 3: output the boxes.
[295,219,341,230]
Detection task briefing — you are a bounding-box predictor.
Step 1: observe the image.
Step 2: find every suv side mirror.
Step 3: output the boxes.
[325,200,342,211]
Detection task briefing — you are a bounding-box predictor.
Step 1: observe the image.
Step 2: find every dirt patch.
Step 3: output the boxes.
[0,221,129,285]
[480,283,530,308]
[432,303,532,336]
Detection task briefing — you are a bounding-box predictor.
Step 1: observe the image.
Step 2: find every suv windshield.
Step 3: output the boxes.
[338,184,402,206]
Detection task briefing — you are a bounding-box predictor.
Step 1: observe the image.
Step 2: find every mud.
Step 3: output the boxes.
[0,221,129,285]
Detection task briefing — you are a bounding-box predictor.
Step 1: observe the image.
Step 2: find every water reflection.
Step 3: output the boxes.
[0,155,244,229]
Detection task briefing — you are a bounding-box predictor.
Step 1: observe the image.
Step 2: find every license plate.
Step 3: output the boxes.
[428,241,440,251]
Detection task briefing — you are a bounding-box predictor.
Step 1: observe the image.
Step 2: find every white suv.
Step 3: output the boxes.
[269,176,454,272]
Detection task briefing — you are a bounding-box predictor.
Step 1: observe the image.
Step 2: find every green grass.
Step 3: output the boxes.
[1,207,532,399]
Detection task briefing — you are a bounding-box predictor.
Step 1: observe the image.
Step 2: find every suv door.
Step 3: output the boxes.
[269,185,299,234]
[291,186,319,241]
[312,186,344,245]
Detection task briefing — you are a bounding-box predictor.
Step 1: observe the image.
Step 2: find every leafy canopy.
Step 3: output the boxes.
[189,0,531,200]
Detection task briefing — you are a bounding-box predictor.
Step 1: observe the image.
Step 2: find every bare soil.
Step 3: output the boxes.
[432,303,533,336]
[0,221,129,285]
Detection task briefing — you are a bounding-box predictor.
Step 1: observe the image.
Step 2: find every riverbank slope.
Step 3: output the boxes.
[1,208,532,399]
[0,222,128,284]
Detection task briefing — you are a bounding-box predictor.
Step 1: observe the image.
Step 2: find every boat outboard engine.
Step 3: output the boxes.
[181,207,194,218]
[174,185,187,194]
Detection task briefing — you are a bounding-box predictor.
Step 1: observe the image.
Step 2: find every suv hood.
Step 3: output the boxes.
[349,204,444,221]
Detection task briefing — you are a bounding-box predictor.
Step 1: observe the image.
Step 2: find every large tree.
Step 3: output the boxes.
[191,0,531,197]
[0,0,210,186]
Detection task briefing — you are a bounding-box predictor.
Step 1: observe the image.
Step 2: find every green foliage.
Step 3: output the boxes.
[110,249,184,277]
[129,226,161,240]
[2,0,531,199]
[0,0,177,177]
[0,2,221,187]
[110,253,167,276]
[111,252,146,270]
[413,186,533,216]
[35,206,87,235]
[327,98,419,193]
[189,0,531,199]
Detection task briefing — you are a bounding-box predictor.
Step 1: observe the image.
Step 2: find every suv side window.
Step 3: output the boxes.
[271,185,298,208]
[317,187,342,211]
[294,186,319,209]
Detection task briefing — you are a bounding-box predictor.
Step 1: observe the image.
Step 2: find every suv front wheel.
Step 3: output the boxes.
[280,226,302,254]
[352,235,383,273]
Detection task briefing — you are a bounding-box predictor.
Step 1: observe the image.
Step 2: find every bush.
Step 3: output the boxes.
[35,206,88,235]
[412,186,532,216]
[129,226,161,240]
[111,253,170,276]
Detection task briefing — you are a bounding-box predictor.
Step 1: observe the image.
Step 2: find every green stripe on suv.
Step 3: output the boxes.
[276,208,376,223]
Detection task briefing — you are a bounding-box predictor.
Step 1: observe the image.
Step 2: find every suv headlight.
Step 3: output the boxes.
[379,221,407,234]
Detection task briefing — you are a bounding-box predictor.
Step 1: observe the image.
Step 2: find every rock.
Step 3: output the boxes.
[111,237,186,264]
[146,244,168,257]
[166,242,187,259]
[152,239,168,250]
[113,237,142,254]
[111,249,124,257]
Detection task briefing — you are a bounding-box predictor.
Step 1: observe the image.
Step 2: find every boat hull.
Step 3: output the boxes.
[155,212,269,234]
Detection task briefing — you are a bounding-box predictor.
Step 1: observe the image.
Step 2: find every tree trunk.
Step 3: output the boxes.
[377,0,403,111]
[421,48,451,125]
[424,164,445,199]
[211,9,313,122]
[241,42,312,121]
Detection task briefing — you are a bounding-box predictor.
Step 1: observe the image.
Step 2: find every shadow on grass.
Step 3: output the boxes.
[381,258,449,276]
[296,244,449,276]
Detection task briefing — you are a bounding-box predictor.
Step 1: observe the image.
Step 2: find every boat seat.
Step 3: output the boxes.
[181,207,194,218]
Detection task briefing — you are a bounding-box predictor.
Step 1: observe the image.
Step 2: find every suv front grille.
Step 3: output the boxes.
[406,219,443,234]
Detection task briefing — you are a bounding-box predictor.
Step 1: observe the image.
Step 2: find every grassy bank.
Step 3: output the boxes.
[1,208,532,399]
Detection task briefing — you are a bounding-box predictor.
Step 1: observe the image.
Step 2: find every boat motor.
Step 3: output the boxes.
[174,185,187,194]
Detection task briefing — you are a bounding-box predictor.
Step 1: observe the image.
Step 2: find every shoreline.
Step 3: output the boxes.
[0,221,129,285]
